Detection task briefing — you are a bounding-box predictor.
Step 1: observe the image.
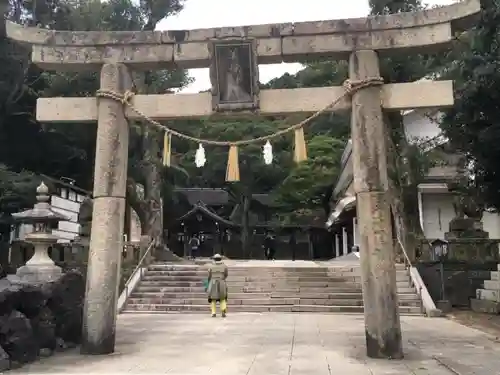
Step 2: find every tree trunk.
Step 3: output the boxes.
[386,112,423,262]
[138,126,163,258]
[125,71,164,258]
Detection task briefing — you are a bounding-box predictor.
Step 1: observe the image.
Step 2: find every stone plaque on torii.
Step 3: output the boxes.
[1,0,481,359]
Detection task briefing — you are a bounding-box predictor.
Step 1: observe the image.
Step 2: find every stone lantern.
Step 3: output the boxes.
[12,182,69,282]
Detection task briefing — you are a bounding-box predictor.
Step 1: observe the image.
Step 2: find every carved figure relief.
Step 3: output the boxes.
[210,41,259,111]
[223,48,252,103]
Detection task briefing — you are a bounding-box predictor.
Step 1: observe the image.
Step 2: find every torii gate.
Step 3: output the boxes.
[1,0,480,359]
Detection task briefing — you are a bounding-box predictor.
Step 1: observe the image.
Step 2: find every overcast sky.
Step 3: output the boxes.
[158,0,456,93]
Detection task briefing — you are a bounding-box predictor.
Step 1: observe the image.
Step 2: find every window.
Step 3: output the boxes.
[60,188,68,199]
[69,190,77,201]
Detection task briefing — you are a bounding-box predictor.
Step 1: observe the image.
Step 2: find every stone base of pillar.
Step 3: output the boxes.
[16,264,62,283]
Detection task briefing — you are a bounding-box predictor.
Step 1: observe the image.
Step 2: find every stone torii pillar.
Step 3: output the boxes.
[81,63,131,355]
[349,50,402,358]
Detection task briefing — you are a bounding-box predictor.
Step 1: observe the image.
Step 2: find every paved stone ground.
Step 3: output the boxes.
[448,309,500,340]
[11,313,500,375]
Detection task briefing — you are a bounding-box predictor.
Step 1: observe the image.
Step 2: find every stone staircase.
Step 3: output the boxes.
[122,262,423,315]
[471,264,500,313]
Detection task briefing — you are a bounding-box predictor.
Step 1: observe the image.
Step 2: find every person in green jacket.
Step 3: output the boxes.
[206,253,228,317]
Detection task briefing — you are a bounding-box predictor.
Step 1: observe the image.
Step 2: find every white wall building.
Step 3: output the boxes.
[10,176,89,244]
[10,176,142,244]
[330,107,500,256]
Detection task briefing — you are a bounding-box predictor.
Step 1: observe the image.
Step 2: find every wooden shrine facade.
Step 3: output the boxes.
[167,189,334,260]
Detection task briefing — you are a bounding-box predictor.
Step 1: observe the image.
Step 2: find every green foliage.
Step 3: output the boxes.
[0,165,40,214]
[274,136,344,221]
[441,0,500,211]
[0,0,192,242]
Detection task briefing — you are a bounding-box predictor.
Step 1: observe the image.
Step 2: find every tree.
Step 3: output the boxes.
[441,0,500,211]
[264,61,351,224]
[0,165,42,240]
[0,0,95,201]
[0,0,192,257]
[274,136,345,222]
[0,165,40,214]
[369,0,440,260]
[32,0,191,253]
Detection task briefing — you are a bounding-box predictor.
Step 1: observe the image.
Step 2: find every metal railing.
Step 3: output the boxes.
[395,233,424,314]
[117,240,155,312]
[396,232,414,269]
[395,231,441,316]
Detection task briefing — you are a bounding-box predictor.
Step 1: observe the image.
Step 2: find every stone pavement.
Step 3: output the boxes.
[11,313,500,375]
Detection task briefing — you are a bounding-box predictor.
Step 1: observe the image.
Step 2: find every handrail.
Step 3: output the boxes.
[394,216,413,268]
[396,231,413,268]
[117,239,155,313]
[394,225,441,317]
[124,239,155,287]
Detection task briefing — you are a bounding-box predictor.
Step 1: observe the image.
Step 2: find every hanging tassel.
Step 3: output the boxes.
[294,127,308,163]
[263,140,273,165]
[195,143,206,168]
[162,132,172,167]
[225,145,240,182]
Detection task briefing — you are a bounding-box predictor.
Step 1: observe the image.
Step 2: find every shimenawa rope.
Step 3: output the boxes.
[95,77,384,147]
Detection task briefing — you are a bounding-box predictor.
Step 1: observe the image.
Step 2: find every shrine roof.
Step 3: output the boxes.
[174,188,229,206]
[252,194,276,207]
[174,188,274,207]
[176,202,235,227]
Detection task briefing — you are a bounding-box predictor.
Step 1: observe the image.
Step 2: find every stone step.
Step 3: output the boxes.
[476,288,499,301]
[144,270,409,278]
[134,285,416,295]
[142,275,358,282]
[489,271,500,280]
[130,291,420,300]
[125,262,421,316]
[148,263,407,268]
[140,276,411,285]
[141,279,367,288]
[144,268,410,274]
[126,297,422,307]
[141,274,411,282]
[123,304,422,314]
[137,281,412,292]
[134,282,361,293]
[146,266,343,273]
[482,280,500,290]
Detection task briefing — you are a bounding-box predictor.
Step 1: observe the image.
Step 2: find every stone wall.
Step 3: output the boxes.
[417,261,497,307]
[0,270,85,371]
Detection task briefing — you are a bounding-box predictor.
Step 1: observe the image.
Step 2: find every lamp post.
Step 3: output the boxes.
[13,182,70,282]
[431,238,451,312]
